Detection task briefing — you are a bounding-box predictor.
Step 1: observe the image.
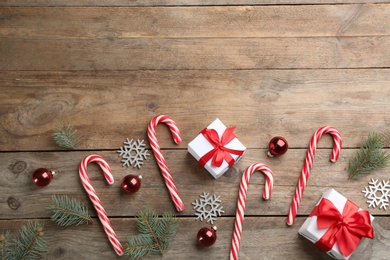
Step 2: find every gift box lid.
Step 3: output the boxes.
[298,188,374,260]
[188,118,246,179]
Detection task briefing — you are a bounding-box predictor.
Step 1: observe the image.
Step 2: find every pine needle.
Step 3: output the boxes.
[52,123,80,149]
[1,230,10,260]
[6,221,48,260]
[158,213,179,251]
[124,210,179,260]
[126,234,157,260]
[348,132,390,179]
[49,195,92,227]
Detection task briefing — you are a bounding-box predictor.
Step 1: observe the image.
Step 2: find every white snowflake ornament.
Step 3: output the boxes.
[192,192,224,224]
[362,178,390,210]
[117,138,149,168]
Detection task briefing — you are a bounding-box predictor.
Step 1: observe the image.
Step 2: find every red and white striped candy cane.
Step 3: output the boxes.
[286,126,342,226]
[230,163,274,260]
[147,115,184,212]
[79,154,124,256]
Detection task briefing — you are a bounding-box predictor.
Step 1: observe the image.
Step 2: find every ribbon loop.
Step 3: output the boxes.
[199,127,244,168]
[310,198,374,257]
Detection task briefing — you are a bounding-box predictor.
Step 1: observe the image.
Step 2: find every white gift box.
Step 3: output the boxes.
[298,189,374,260]
[188,118,246,179]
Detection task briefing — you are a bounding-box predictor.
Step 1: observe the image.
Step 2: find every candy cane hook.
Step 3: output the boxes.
[230,163,274,260]
[79,155,124,256]
[147,115,184,212]
[286,126,342,226]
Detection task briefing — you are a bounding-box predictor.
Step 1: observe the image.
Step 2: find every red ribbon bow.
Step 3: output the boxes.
[198,127,244,168]
[309,198,374,257]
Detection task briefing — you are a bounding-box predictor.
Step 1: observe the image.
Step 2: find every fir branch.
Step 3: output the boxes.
[125,234,157,260]
[1,230,10,260]
[159,213,179,251]
[139,211,164,255]
[49,195,92,227]
[124,210,179,260]
[348,132,390,179]
[6,221,48,260]
[52,123,80,149]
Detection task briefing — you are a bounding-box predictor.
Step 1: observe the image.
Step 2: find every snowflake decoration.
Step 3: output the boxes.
[117,138,149,168]
[192,192,224,224]
[362,178,390,210]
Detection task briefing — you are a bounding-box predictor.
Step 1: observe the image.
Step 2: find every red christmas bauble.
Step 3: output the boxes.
[32,168,53,187]
[121,174,142,193]
[268,136,288,157]
[197,226,217,247]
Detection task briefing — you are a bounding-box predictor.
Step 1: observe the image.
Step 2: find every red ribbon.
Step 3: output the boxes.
[198,127,244,168]
[309,198,374,257]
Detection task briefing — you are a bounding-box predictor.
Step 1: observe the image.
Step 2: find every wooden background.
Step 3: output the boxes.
[1,1,390,259]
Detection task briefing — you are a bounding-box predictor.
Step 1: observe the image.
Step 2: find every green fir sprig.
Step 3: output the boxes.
[1,230,10,260]
[49,195,92,227]
[6,221,48,260]
[53,123,80,149]
[348,132,390,179]
[124,210,179,260]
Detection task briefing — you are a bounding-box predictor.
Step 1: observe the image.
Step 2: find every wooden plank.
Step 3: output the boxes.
[1,150,388,219]
[1,0,389,7]
[1,3,389,260]
[1,5,390,38]
[2,37,390,71]
[1,217,388,259]
[1,70,390,151]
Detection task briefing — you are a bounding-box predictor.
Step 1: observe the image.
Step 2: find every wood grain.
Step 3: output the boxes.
[1,5,389,38]
[1,36,390,70]
[1,0,389,7]
[1,2,389,260]
[1,70,390,151]
[1,149,388,219]
[1,217,388,260]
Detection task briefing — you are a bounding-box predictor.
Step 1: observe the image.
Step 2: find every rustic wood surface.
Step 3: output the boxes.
[1,2,389,260]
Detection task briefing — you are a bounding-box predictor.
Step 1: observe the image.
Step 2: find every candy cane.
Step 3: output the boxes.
[230,163,274,260]
[147,115,184,212]
[286,126,342,226]
[79,154,124,256]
